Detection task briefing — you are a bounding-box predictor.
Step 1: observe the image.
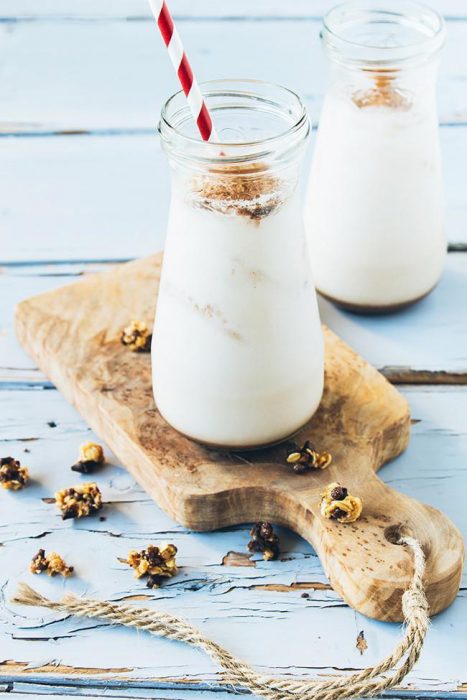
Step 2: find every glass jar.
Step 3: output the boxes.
[305,1,446,312]
[153,80,324,449]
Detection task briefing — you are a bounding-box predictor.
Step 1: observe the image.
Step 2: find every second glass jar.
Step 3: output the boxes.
[305,0,447,312]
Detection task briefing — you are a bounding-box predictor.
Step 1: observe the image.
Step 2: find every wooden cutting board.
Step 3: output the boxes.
[15,253,463,622]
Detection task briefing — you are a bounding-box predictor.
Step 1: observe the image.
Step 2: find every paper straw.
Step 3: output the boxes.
[148,0,218,142]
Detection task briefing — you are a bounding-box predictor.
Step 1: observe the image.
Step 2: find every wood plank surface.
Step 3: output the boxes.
[0,18,466,137]
[0,690,243,700]
[2,254,467,386]
[1,127,467,265]
[2,0,467,19]
[0,135,165,264]
[318,252,467,382]
[0,385,466,693]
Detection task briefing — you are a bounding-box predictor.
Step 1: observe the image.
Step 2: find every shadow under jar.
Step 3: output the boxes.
[305,0,447,313]
[153,80,324,449]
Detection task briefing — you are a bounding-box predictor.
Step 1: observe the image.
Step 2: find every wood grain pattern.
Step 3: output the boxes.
[14,254,464,622]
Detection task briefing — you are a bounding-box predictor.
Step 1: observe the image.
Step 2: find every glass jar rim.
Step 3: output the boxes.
[321,0,446,68]
[158,79,309,166]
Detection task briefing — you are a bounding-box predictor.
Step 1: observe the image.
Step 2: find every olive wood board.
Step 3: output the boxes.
[15,253,464,622]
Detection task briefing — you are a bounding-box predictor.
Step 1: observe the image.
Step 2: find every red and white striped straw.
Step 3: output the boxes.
[148,0,218,142]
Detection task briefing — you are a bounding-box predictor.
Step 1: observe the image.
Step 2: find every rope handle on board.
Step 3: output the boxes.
[12,536,429,700]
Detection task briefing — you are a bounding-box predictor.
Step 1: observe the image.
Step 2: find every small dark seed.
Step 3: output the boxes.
[301,592,310,599]
[330,486,348,501]
[47,421,57,428]
[331,507,348,520]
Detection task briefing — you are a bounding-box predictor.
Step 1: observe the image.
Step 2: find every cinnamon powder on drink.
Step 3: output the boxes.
[353,71,411,110]
[193,162,284,221]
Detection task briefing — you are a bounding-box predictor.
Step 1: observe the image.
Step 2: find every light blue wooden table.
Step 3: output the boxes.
[1,1,466,698]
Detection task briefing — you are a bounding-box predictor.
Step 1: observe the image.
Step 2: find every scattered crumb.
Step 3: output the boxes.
[30,549,74,577]
[123,544,178,588]
[47,421,57,428]
[356,630,368,655]
[0,457,29,490]
[121,320,152,352]
[71,441,105,474]
[248,522,280,561]
[54,482,103,520]
[320,482,363,524]
[286,440,332,474]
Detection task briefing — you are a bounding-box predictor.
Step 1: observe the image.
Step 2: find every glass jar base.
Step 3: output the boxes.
[157,412,318,453]
[318,284,437,315]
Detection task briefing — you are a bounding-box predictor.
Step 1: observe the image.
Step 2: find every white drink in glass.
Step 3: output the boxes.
[153,81,324,448]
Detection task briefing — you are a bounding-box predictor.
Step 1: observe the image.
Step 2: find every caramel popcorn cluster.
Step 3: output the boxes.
[71,441,105,474]
[121,320,152,352]
[247,522,280,561]
[320,483,363,524]
[30,549,74,577]
[286,441,332,474]
[55,482,103,520]
[125,543,178,588]
[0,457,29,490]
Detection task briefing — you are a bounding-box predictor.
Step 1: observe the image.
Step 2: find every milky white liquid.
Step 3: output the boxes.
[305,91,446,308]
[152,182,324,448]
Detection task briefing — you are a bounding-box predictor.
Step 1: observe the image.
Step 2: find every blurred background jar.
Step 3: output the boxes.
[305,0,446,313]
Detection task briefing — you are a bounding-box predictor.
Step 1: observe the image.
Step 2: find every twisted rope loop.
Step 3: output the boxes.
[12,536,429,700]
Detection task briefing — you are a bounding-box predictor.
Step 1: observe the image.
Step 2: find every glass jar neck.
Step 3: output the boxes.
[321,0,446,71]
[158,80,309,173]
